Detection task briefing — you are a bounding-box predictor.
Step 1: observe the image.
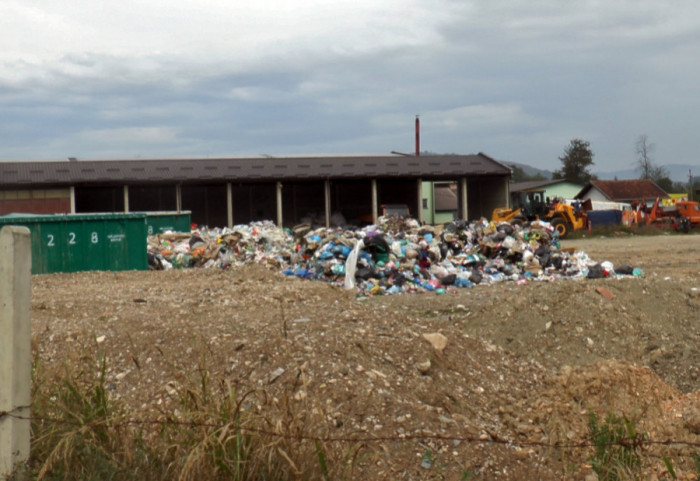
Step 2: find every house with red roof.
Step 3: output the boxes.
[575,179,669,204]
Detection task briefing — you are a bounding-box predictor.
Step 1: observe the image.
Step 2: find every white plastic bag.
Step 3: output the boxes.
[344,239,365,289]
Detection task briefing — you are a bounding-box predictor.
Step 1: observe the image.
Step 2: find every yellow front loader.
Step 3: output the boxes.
[492,189,588,238]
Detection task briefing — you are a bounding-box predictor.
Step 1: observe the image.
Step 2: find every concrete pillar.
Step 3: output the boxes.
[276,181,283,227]
[226,183,233,228]
[0,226,31,478]
[460,178,468,220]
[371,179,378,224]
[123,185,129,213]
[176,184,182,213]
[69,186,76,214]
[416,179,423,223]
[324,180,331,228]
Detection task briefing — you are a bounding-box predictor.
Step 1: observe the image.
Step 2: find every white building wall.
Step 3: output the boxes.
[579,188,609,202]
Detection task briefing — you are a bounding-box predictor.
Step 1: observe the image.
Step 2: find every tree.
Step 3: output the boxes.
[553,139,595,184]
[652,176,685,192]
[649,165,671,190]
[635,134,654,179]
[634,134,671,189]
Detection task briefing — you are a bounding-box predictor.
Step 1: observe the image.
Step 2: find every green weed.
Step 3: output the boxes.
[587,411,647,481]
[30,349,132,480]
[316,440,330,481]
[662,455,677,479]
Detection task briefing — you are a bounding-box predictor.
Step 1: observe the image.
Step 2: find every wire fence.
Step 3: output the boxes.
[4,408,700,452]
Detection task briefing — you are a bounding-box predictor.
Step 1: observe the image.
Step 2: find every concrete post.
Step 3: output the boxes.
[123,185,129,213]
[176,184,182,214]
[460,178,468,220]
[371,179,378,224]
[324,180,331,228]
[69,186,76,214]
[0,226,32,478]
[226,183,233,228]
[276,182,283,227]
[416,179,423,223]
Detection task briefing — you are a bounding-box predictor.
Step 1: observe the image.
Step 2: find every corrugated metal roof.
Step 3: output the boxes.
[576,179,669,201]
[0,153,510,187]
[510,179,574,192]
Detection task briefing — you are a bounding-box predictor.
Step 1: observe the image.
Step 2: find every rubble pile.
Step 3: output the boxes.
[147,217,642,295]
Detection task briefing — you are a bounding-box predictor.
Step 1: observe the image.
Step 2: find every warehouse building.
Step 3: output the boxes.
[0,153,511,227]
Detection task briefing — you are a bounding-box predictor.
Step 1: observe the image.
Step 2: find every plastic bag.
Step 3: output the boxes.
[343,239,365,289]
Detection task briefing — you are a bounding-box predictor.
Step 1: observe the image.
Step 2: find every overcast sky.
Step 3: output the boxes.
[2,0,699,175]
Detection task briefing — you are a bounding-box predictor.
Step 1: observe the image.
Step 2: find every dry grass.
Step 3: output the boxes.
[566,222,691,239]
[28,343,358,481]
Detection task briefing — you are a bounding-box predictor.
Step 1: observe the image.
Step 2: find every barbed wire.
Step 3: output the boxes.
[3,408,700,451]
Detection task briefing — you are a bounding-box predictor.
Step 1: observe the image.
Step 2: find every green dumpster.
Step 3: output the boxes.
[143,211,192,235]
[0,213,148,274]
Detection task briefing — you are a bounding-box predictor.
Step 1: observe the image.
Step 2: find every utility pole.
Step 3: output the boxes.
[689,169,694,201]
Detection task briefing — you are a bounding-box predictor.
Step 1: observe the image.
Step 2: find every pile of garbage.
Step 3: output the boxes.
[147,217,642,295]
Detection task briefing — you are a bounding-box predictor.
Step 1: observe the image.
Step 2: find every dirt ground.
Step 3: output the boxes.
[31,232,700,480]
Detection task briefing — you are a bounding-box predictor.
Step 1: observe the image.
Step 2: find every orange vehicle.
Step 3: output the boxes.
[631,197,700,232]
[674,200,700,225]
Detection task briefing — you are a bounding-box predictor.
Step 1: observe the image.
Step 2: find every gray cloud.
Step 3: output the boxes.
[1,0,699,177]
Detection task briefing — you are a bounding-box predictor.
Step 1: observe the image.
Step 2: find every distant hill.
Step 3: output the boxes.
[504,161,553,179]
[430,152,697,184]
[596,164,700,183]
[502,161,699,184]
